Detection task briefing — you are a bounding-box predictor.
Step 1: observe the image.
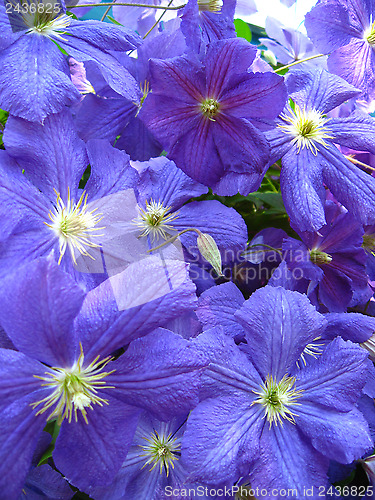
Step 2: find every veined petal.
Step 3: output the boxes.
[4,110,88,202]
[251,424,329,498]
[196,282,245,339]
[54,396,141,491]
[104,328,206,420]
[235,286,327,380]
[319,143,375,226]
[0,393,47,500]
[297,338,370,412]
[327,115,375,154]
[280,147,326,233]
[0,258,85,366]
[182,394,263,484]
[324,313,375,343]
[0,35,80,122]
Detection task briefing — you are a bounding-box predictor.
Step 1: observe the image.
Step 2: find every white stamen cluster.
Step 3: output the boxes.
[297,337,324,368]
[31,344,115,425]
[139,429,181,476]
[197,0,223,12]
[134,200,179,241]
[45,189,104,265]
[279,104,333,155]
[252,374,303,427]
[20,0,72,40]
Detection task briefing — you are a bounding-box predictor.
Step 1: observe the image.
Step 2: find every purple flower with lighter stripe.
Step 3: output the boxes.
[0,0,141,122]
[267,65,375,232]
[305,0,375,99]
[140,37,287,196]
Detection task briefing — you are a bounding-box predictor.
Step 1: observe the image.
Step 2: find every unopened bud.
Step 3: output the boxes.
[197,232,223,276]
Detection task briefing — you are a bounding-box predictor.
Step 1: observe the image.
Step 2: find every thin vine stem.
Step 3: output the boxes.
[70,2,185,9]
[274,53,326,73]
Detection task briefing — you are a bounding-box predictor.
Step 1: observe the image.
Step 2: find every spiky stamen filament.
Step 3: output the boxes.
[201,98,220,120]
[361,333,375,362]
[364,18,375,45]
[45,189,104,265]
[252,374,303,427]
[16,0,72,39]
[310,249,333,265]
[297,336,324,368]
[31,344,115,425]
[135,80,151,116]
[139,429,181,476]
[362,233,375,256]
[134,200,179,242]
[198,0,223,12]
[278,104,333,155]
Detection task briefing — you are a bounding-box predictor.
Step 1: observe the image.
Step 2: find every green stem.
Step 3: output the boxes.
[143,0,174,38]
[100,1,113,21]
[70,2,186,9]
[265,176,278,192]
[243,243,282,258]
[274,53,326,73]
[147,228,202,253]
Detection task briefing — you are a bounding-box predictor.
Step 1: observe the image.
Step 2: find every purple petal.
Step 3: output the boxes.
[205,38,257,98]
[76,258,197,360]
[297,338,370,412]
[317,265,353,312]
[196,282,245,339]
[235,286,327,380]
[105,328,206,420]
[4,110,88,202]
[136,157,208,210]
[319,144,375,226]
[23,464,73,500]
[0,258,84,366]
[54,396,141,491]
[328,115,375,154]
[286,66,361,114]
[324,313,375,343]
[84,139,139,200]
[327,40,375,98]
[0,35,80,122]
[305,2,361,53]
[251,424,329,496]
[280,147,326,232]
[0,393,47,500]
[181,394,263,484]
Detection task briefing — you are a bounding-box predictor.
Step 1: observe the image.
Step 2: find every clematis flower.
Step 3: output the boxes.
[140,37,287,196]
[182,286,374,495]
[305,0,375,99]
[282,201,369,312]
[0,257,203,499]
[0,0,141,122]
[0,110,138,282]
[266,65,375,232]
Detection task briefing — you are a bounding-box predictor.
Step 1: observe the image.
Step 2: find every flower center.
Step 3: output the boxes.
[201,98,220,120]
[279,103,333,155]
[310,249,333,265]
[139,430,181,476]
[31,344,115,425]
[45,189,104,265]
[134,200,178,242]
[252,374,303,427]
[364,20,375,46]
[362,233,375,254]
[198,0,223,12]
[23,2,71,40]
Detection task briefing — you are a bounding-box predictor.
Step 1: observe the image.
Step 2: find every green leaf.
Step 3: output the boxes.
[247,192,286,212]
[234,19,252,42]
[107,15,123,26]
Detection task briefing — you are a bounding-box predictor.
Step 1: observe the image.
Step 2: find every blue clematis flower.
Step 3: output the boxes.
[182,286,374,496]
[267,65,375,232]
[0,257,203,499]
[0,0,141,122]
